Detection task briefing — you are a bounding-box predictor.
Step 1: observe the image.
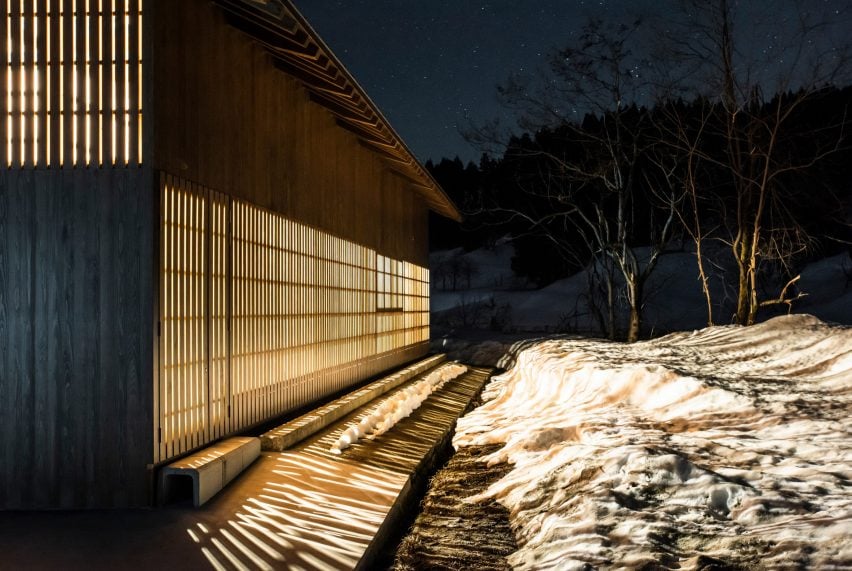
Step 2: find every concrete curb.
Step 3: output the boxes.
[260,354,447,451]
[356,366,495,571]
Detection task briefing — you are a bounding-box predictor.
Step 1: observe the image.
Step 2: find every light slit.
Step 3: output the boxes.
[84,0,90,164]
[57,0,63,165]
[137,0,141,163]
[19,0,25,166]
[45,0,50,165]
[71,0,76,165]
[110,4,114,163]
[33,6,38,166]
[6,1,12,166]
[123,3,128,162]
[97,0,101,165]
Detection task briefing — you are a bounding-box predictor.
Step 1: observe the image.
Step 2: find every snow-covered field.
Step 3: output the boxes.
[453,314,852,569]
[432,243,852,333]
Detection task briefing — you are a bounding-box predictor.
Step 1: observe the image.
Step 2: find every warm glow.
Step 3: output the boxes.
[4,0,142,167]
[45,0,51,165]
[19,0,26,164]
[192,455,405,571]
[32,8,38,166]
[138,0,142,163]
[110,9,115,163]
[6,0,12,165]
[157,179,431,463]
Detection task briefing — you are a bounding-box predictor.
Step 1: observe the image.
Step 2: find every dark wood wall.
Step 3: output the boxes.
[0,168,154,509]
[148,0,429,267]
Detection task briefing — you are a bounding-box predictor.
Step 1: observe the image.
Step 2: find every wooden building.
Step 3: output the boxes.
[0,0,459,509]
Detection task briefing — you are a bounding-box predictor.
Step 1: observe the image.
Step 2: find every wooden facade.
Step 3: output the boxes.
[0,0,458,508]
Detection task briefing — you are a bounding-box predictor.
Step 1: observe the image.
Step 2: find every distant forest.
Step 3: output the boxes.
[428,85,852,339]
[427,4,852,341]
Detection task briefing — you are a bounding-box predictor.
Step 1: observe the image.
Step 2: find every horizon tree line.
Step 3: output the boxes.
[429,0,851,341]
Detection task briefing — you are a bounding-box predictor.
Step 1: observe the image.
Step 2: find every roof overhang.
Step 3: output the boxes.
[212,0,462,222]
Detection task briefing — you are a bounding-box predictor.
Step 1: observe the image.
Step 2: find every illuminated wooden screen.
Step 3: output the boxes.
[157,176,430,462]
[1,0,143,168]
[377,255,430,352]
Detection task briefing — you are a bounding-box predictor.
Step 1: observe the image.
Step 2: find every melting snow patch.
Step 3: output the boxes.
[454,315,852,569]
[330,363,468,454]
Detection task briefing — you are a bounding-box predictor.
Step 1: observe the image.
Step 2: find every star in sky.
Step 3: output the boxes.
[297,0,850,164]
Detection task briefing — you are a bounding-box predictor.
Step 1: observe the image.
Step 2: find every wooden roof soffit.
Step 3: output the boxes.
[212,0,462,222]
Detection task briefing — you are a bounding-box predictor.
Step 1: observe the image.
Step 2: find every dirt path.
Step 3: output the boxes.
[392,444,518,570]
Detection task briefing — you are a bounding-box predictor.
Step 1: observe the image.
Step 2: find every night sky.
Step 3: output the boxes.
[296,1,849,165]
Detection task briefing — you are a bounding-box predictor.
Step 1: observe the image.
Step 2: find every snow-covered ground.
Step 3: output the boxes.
[453,314,852,569]
[432,243,852,333]
[330,362,468,454]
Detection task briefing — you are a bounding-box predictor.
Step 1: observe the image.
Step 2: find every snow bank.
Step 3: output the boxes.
[330,363,468,454]
[454,315,852,569]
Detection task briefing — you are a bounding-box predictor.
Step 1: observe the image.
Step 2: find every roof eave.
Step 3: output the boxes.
[212,0,463,222]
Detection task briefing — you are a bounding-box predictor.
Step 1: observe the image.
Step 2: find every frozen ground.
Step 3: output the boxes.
[452,314,852,569]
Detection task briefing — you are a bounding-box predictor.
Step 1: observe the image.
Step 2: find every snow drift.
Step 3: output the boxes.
[330,362,468,454]
[454,314,852,569]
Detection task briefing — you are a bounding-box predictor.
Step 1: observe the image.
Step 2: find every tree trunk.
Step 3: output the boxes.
[735,267,751,325]
[627,305,641,343]
[734,232,752,325]
[606,274,616,340]
[695,241,714,327]
[626,279,642,342]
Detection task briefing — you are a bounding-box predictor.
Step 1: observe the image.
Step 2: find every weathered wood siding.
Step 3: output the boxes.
[148,0,429,267]
[0,168,154,509]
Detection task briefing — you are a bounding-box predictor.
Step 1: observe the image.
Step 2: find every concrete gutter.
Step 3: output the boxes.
[355,366,494,570]
[261,354,447,451]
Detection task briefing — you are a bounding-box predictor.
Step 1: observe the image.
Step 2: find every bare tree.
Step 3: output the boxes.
[659,0,851,325]
[474,19,681,342]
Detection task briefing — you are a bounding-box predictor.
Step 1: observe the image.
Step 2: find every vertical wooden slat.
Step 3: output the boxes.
[204,188,212,441]
[47,0,59,166]
[187,182,194,449]
[174,177,183,455]
[35,0,47,166]
[241,202,247,429]
[24,0,36,168]
[233,202,240,431]
[169,178,177,456]
[112,0,124,165]
[191,184,199,448]
[184,182,192,450]
[184,183,192,451]
[9,0,22,167]
[85,0,97,166]
[0,2,7,168]
[59,0,72,166]
[99,0,110,165]
[168,177,177,457]
[181,183,187,451]
[178,180,185,455]
[197,183,205,444]
[162,173,170,460]
[135,0,141,164]
[154,173,162,461]
[160,178,168,459]
[230,201,236,434]
[125,0,137,166]
[225,195,231,434]
[249,205,255,425]
[72,0,83,165]
[191,183,199,448]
